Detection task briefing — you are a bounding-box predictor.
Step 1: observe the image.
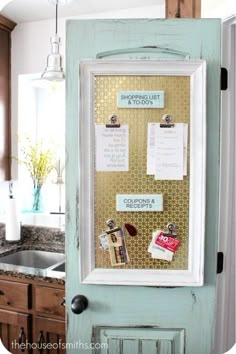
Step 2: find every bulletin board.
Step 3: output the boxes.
[94,75,190,270]
[79,60,206,286]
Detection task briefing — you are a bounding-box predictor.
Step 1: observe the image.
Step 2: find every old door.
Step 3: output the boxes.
[66,19,221,354]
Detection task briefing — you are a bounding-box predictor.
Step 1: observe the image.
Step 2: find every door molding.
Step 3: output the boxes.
[215,15,236,354]
[96,46,190,59]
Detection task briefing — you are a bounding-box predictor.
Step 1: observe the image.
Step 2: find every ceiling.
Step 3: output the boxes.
[0,0,162,24]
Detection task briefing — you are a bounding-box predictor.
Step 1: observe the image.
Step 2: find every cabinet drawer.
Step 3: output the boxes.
[35,286,65,318]
[0,280,30,310]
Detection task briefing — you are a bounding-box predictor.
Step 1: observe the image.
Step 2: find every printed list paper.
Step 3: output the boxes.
[147,123,188,180]
[95,125,129,172]
[155,124,184,180]
[183,123,188,176]
[147,123,157,175]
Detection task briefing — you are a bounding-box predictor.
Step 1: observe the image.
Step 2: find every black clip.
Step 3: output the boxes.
[105,219,120,234]
[160,114,175,128]
[106,114,120,128]
[163,223,177,237]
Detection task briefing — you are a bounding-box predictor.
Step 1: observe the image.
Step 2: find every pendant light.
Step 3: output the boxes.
[41,0,65,81]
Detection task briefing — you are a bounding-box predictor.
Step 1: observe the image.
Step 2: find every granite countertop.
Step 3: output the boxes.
[0,223,65,285]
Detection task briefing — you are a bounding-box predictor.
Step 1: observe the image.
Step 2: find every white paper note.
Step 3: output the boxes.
[148,231,173,261]
[155,124,184,180]
[183,123,188,176]
[151,248,173,261]
[147,123,157,175]
[147,123,188,178]
[95,125,129,171]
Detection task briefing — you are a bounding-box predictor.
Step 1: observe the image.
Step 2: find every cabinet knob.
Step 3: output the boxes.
[71,295,88,314]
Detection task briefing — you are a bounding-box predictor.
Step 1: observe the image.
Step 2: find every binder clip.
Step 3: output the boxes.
[105,219,120,234]
[163,223,177,237]
[106,114,120,128]
[160,114,175,128]
[105,219,129,266]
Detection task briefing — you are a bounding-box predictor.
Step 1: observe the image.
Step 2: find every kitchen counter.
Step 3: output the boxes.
[0,223,65,284]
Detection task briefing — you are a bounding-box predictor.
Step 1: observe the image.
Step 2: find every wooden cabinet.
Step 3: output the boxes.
[0,276,65,353]
[0,279,30,310]
[0,15,16,181]
[0,309,30,354]
[34,285,66,353]
[35,316,66,354]
[35,285,65,317]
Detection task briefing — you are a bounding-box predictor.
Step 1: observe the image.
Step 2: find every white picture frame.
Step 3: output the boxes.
[79,59,206,287]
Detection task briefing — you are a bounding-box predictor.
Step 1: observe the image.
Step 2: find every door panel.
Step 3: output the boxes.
[66,19,221,354]
[94,327,185,354]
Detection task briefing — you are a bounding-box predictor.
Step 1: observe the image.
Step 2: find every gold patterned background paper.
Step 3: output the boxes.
[94,75,190,270]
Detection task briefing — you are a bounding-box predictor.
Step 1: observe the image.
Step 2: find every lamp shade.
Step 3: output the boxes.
[41,35,65,81]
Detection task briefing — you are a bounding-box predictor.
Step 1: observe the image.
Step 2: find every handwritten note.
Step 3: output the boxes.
[95,125,129,171]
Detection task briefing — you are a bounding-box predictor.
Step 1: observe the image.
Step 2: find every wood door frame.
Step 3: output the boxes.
[215,15,236,354]
[166,0,201,18]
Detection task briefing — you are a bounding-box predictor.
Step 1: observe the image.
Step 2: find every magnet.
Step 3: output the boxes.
[124,223,137,236]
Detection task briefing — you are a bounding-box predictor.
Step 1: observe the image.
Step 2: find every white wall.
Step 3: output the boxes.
[11,18,65,178]
[202,0,236,18]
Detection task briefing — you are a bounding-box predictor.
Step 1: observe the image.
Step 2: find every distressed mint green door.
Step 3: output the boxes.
[66,19,221,354]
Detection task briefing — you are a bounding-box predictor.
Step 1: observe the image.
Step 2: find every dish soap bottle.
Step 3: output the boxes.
[5,181,21,242]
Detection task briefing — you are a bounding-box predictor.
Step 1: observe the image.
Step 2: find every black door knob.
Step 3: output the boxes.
[71,295,88,314]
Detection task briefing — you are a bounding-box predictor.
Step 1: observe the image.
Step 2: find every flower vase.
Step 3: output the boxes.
[32,187,43,212]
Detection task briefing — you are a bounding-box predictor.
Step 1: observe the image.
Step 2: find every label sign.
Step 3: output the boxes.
[117,91,164,108]
[116,194,163,212]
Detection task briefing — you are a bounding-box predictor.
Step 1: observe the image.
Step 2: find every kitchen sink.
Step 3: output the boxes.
[0,250,65,269]
[51,262,65,272]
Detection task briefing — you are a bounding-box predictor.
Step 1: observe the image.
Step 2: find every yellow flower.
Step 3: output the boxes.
[17,138,55,189]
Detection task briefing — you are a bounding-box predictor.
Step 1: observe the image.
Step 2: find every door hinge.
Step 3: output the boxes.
[221,67,228,90]
[217,252,224,274]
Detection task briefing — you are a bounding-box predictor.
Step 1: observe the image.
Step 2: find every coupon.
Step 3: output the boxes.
[155,232,180,252]
[148,230,174,261]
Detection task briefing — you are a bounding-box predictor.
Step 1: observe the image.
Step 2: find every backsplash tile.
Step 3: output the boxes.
[0,223,65,247]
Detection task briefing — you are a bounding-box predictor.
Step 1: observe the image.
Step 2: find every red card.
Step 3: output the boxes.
[155,232,180,252]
